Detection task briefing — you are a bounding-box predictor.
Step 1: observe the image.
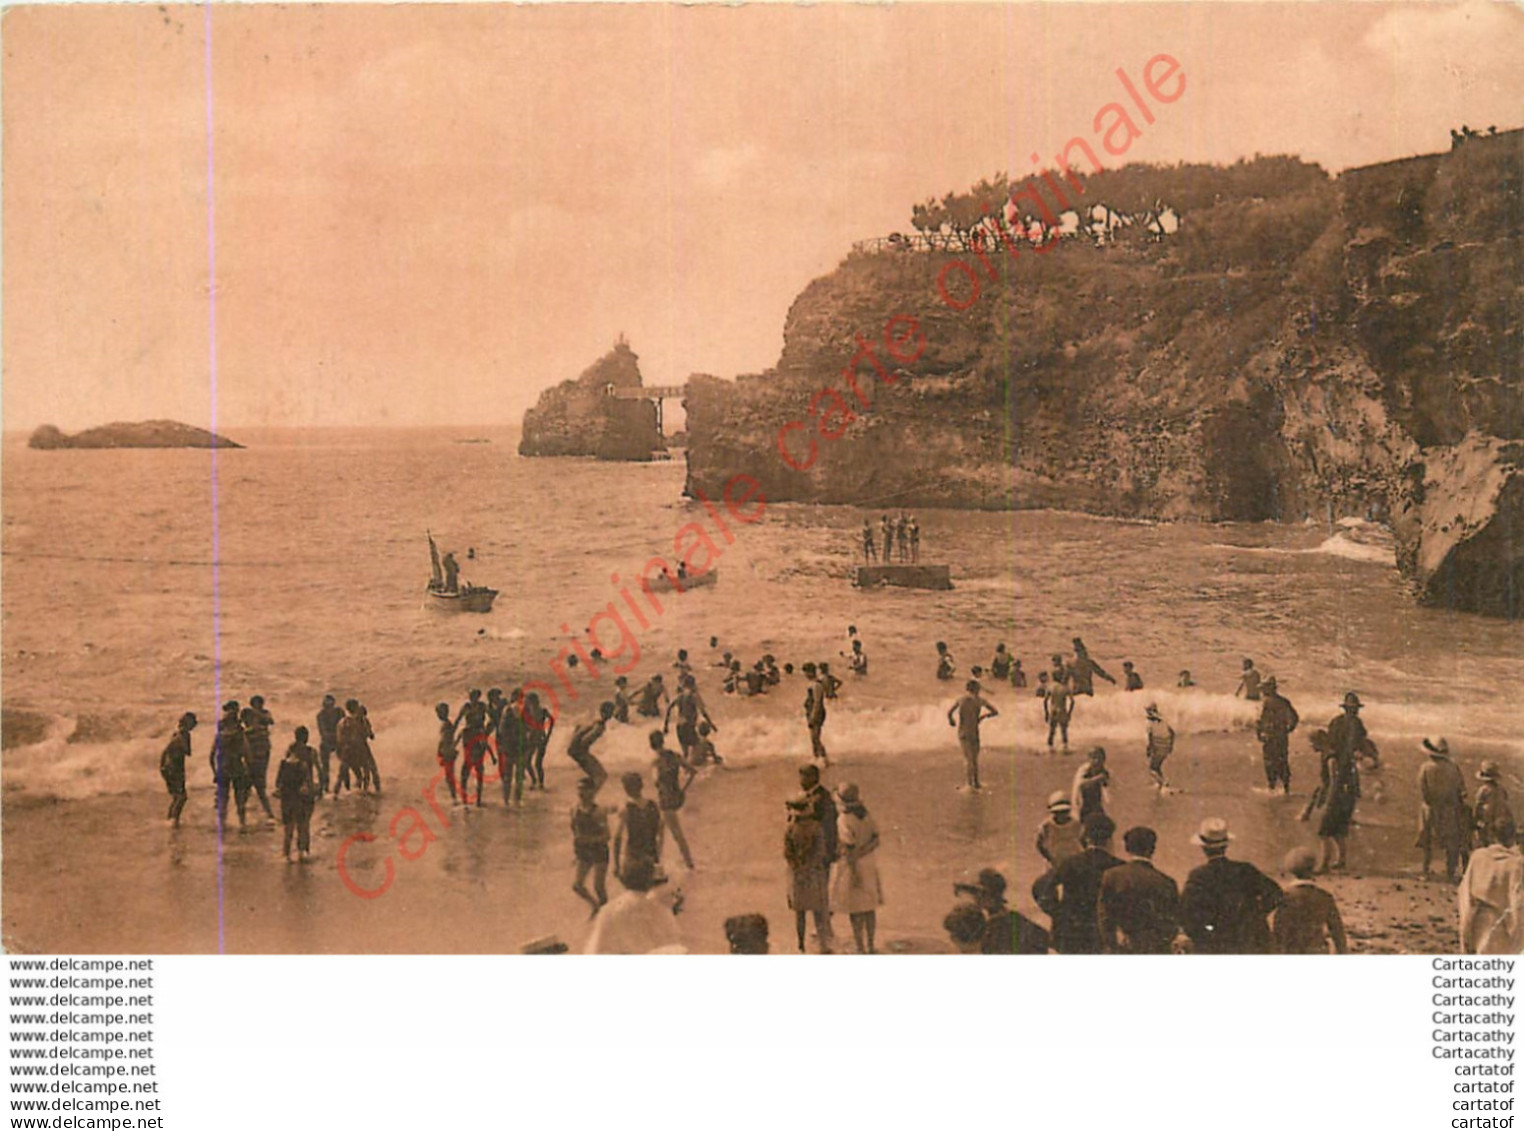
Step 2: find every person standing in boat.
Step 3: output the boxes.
[315,694,343,798]
[441,551,460,593]
[880,515,894,562]
[861,519,877,564]
[909,517,920,563]
[896,513,910,562]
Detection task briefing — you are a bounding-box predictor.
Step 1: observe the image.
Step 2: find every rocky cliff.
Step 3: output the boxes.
[28,420,243,449]
[519,340,665,461]
[684,131,1524,617]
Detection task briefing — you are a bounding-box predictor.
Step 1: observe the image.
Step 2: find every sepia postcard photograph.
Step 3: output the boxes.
[3,0,1522,958]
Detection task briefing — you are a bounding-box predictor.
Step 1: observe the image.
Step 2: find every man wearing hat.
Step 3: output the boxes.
[1098,826,1181,954]
[1272,847,1348,954]
[1180,818,1283,954]
[1035,813,1122,954]
[1474,761,1515,849]
[1417,738,1469,882]
[951,868,1050,954]
[1035,791,1083,867]
[1327,691,1379,771]
[1255,677,1299,794]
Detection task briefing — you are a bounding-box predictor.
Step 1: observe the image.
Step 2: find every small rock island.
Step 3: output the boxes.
[28,420,243,450]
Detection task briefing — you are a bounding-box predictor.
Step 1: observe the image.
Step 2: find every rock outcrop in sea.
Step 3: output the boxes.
[28,420,243,450]
[683,131,1524,617]
[518,338,665,461]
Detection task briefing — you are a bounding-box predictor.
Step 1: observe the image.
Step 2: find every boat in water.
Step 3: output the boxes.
[645,566,718,594]
[425,533,498,613]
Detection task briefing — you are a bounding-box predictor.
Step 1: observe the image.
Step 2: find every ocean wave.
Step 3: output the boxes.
[6,686,1521,802]
[1206,531,1394,567]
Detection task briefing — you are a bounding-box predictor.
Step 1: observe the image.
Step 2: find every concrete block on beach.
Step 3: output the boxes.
[854,564,952,590]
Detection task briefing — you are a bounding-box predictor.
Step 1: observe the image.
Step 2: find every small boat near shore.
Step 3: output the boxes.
[645,566,718,594]
[425,583,499,613]
[425,532,498,613]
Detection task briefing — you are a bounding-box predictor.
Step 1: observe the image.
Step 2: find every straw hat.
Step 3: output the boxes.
[1046,790,1072,813]
[1342,691,1363,709]
[1423,737,1451,757]
[1192,817,1233,848]
[1477,761,1502,781]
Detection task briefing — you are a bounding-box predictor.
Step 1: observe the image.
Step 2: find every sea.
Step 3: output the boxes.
[3,426,1520,952]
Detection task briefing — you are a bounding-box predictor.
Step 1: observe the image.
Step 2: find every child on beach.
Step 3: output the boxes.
[690,721,723,768]
[935,642,956,681]
[1122,662,1143,691]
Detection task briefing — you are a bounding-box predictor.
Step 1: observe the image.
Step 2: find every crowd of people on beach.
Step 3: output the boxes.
[160,694,379,861]
[156,623,1521,954]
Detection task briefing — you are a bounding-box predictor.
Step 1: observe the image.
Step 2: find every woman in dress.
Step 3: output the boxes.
[1312,728,1360,873]
[831,783,884,954]
[784,797,832,954]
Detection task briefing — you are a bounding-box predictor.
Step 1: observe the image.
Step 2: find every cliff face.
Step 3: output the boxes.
[519,340,664,461]
[28,420,243,449]
[685,131,1524,616]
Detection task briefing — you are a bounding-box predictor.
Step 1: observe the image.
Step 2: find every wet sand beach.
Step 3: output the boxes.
[3,722,1478,954]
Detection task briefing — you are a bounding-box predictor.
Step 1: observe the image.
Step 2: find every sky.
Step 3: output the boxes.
[4,1,1523,431]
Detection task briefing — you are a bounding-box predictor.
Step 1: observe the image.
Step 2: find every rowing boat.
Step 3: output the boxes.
[644,567,718,594]
[425,583,499,613]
